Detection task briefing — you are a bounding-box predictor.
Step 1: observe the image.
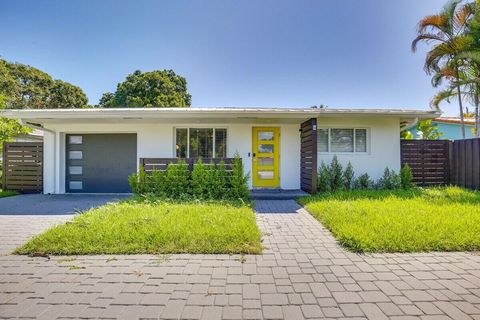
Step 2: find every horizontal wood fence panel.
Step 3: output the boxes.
[140,158,236,173]
[300,118,317,194]
[2,142,43,193]
[451,138,480,189]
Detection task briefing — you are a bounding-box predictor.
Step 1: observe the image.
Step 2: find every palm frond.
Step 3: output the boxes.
[431,89,457,111]
[411,33,447,52]
[417,14,448,34]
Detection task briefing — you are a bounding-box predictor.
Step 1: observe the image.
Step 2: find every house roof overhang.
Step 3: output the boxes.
[0,107,440,125]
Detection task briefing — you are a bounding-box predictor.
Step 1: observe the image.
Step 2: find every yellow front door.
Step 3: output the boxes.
[252,127,280,188]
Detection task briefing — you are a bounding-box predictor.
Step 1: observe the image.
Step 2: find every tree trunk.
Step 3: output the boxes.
[456,85,466,139]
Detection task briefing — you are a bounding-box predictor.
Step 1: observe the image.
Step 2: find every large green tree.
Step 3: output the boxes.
[412,0,475,139]
[0,58,88,109]
[98,69,191,108]
[0,95,31,149]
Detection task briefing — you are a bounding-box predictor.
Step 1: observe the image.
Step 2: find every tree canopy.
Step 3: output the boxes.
[0,58,88,109]
[98,69,191,108]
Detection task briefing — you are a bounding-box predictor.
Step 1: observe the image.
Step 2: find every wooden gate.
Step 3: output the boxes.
[2,142,43,193]
[400,140,451,186]
[451,138,480,189]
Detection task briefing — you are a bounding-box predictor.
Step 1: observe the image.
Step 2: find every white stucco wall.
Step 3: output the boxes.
[317,117,401,180]
[41,122,301,193]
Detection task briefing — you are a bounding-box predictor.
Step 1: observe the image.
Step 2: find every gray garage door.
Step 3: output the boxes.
[66,134,137,193]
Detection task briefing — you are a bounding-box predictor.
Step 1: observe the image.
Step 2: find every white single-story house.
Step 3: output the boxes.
[1,107,438,194]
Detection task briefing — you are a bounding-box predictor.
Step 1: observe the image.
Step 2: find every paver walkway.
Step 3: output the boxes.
[1,200,480,319]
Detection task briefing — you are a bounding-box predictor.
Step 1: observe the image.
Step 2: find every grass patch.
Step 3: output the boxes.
[299,186,480,253]
[0,189,18,198]
[15,200,262,255]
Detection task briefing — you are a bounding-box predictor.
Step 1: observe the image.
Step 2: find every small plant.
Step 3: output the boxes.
[191,159,209,199]
[211,160,228,199]
[128,165,149,194]
[377,167,401,190]
[400,164,414,190]
[329,156,344,191]
[343,162,354,190]
[317,162,331,192]
[151,169,167,197]
[165,160,190,198]
[354,173,372,190]
[229,152,250,202]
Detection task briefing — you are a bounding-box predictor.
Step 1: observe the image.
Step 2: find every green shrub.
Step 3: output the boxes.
[317,162,331,192]
[329,156,344,191]
[354,173,373,190]
[400,164,414,190]
[191,159,209,199]
[165,160,190,198]
[229,153,250,202]
[377,167,401,190]
[209,161,227,199]
[128,166,149,194]
[343,162,354,190]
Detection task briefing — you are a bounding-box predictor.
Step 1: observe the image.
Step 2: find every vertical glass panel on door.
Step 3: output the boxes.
[258,171,274,180]
[175,128,188,158]
[215,129,227,158]
[189,128,213,158]
[258,144,274,153]
[258,132,274,141]
[258,157,274,167]
[69,151,83,160]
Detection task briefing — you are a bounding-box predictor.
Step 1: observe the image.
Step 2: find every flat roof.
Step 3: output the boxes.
[0,107,440,124]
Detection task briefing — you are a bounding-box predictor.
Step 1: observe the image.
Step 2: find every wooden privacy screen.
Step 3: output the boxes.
[139,158,235,173]
[451,138,480,189]
[400,140,451,186]
[300,118,318,194]
[2,142,43,193]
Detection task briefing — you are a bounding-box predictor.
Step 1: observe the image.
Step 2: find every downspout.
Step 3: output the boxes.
[20,120,57,194]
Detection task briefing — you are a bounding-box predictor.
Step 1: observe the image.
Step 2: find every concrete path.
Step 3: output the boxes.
[1,200,480,319]
[0,194,130,215]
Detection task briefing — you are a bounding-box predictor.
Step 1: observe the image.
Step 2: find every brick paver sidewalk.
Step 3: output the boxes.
[1,200,480,319]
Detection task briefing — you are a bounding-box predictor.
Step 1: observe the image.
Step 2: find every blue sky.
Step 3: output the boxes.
[0,0,459,114]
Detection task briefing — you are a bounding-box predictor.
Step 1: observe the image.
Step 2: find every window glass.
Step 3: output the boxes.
[258,132,274,141]
[215,129,227,158]
[258,144,274,153]
[355,129,367,152]
[69,151,83,160]
[258,171,274,180]
[68,136,82,144]
[317,129,329,152]
[258,157,274,166]
[331,129,354,152]
[69,166,82,175]
[189,128,213,158]
[69,181,83,190]
[176,128,188,158]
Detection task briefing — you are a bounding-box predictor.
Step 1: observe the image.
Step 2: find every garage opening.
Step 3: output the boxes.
[66,134,137,193]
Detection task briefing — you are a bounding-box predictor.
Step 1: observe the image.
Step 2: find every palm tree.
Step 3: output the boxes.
[412,0,475,139]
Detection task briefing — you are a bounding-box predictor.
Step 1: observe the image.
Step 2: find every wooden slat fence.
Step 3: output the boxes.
[139,158,235,173]
[300,118,317,194]
[400,140,451,186]
[451,138,480,189]
[2,142,43,193]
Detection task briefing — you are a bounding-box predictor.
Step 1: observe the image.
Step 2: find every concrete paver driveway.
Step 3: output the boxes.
[0,194,129,255]
[1,199,480,319]
[0,194,130,215]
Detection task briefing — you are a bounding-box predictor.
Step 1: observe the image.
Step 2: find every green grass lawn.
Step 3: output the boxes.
[0,189,18,198]
[15,200,262,255]
[298,186,480,253]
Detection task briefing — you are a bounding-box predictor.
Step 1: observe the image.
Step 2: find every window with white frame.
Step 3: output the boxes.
[175,128,227,158]
[317,128,368,153]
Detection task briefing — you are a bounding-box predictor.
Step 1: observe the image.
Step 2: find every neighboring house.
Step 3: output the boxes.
[413,117,476,140]
[0,107,437,194]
